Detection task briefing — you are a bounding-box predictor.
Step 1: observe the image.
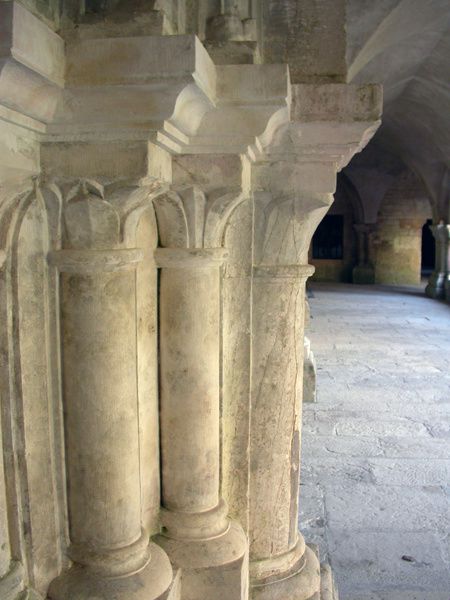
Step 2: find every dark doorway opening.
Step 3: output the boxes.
[312,215,344,260]
[421,219,435,277]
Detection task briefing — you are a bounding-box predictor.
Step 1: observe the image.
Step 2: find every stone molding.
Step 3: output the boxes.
[252,264,315,279]
[0,2,64,131]
[154,247,228,269]
[48,248,144,273]
[0,181,65,598]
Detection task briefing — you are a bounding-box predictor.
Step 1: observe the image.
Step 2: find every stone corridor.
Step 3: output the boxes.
[300,283,450,600]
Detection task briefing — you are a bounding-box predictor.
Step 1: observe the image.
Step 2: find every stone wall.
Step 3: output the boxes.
[374,175,432,285]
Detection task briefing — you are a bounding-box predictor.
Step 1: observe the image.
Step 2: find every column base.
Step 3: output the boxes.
[352,265,375,284]
[320,563,339,600]
[155,520,248,600]
[250,544,321,600]
[425,271,446,299]
[47,543,174,600]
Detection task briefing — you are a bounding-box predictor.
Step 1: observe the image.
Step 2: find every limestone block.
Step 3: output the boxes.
[260,0,347,83]
[48,34,289,159]
[0,119,40,185]
[0,2,64,124]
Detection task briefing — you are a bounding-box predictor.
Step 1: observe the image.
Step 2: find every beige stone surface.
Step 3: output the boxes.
[1,4,430,600]
[301,283,450,599]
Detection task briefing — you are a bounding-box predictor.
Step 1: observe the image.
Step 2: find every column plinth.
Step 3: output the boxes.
[154,247,248,600]
[249,264,320,600]
[47,248,173,600]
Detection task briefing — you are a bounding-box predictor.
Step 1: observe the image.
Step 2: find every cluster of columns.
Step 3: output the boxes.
[0,4,382,600]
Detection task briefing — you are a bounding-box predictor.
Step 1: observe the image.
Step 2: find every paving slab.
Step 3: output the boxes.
[303,283,450,599]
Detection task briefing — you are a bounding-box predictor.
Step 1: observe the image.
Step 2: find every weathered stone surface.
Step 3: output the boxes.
[7,3,450,600]
[304,283,450,598]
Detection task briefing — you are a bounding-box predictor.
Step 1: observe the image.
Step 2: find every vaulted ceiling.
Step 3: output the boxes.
[345,0,450,217]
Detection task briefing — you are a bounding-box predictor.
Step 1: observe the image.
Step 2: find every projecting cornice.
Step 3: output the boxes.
[0,1,64,131]
[249,83,383,174]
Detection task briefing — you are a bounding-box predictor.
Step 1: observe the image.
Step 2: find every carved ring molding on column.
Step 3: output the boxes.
[253,265,315,279]
[48,248,144,273]
[154,247,228,269]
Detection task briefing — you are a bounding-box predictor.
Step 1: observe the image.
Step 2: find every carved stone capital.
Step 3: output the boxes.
[153,182,246,250]
[48,178,166,250]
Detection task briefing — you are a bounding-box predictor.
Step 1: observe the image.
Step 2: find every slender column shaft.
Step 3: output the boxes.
[58,250,146,568]
[156,248,227,528]
[159,252,222,515]
[249,265,314,574]
[155,248,248,600]
[48,249,173,600]
[426,224,449,299]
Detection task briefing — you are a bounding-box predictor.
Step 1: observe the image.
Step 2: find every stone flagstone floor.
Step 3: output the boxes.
[300,283,450,600]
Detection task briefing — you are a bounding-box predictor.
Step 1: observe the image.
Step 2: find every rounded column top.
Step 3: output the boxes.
[48,248,144,273]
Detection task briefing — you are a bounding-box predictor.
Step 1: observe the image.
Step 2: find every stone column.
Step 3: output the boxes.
[352,223,375,284]
[155,247,248,600]
[250,262,320,600]
[47,185,173,600]
[244,82,382,600]
[426,223,449,299]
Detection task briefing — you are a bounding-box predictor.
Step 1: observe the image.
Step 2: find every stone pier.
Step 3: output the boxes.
[0,3,382,600]
[426,223,450,300]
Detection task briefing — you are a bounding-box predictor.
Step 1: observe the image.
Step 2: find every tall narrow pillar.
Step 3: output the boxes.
[250,263,320,600]
[426,223,449,299]
[155,247,248,600]
[47,206,173,600]
[244,82,382,600]
[444,226,450,302]
[352,223,375,284]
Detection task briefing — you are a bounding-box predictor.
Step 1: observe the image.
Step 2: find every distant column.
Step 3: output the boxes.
[352,223,375,284]
[426,223,449,299]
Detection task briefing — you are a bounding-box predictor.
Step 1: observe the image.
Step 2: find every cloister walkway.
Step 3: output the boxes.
[300,283,450,600]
